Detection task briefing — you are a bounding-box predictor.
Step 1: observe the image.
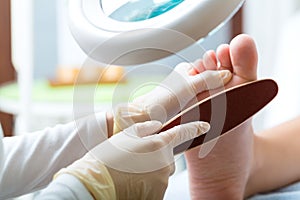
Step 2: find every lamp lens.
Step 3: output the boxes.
[100,0,184,22]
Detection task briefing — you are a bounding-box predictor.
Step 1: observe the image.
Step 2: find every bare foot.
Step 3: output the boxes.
[185,34,258,199]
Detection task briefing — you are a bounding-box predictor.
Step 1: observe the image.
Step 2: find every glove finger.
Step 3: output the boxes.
[174,62,193,74]
[158,121,210,148]
[192,70,232,93]
[126,120,163,138]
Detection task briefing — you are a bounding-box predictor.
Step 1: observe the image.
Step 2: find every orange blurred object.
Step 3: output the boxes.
[49,65,125,86]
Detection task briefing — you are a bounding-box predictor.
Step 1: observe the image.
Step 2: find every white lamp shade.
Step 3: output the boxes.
[68,0,245,65]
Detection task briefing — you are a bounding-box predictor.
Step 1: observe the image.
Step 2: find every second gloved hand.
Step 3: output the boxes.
[54,120,210,200]
[114,63,232,133]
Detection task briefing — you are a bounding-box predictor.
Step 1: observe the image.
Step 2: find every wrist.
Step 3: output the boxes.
[106,112,114,137]
[55,154,116,200]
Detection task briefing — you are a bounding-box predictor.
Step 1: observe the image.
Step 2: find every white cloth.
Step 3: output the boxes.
[35,174,93,200]
[0,112,107,199]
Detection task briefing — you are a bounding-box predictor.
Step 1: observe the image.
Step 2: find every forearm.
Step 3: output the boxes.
[246,116,300,197]
[0,112,108,199]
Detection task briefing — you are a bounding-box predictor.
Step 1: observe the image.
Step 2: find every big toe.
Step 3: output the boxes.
[230,34,258,81]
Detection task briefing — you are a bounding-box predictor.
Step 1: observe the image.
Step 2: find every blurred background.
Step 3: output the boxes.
[0,0,234,136]
[0,0,300,143]
[1,0,300,136]
[1,0,300,199]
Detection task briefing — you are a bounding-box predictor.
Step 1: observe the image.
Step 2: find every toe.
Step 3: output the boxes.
[203,50,218,70]
[217,44,233,72]
[191,59,206,74]
[229,34,258,81]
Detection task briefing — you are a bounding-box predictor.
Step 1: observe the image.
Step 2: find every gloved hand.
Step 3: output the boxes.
[114,63,232,133]
[55,120,210,200]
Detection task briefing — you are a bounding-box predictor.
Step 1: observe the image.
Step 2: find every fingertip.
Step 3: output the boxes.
[151,120,163,129]
[218,70,233,85]
[193,70,231,92]
[197,121,210,134]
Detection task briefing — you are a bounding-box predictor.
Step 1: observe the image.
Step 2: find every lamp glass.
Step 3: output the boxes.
[100,0,184,22]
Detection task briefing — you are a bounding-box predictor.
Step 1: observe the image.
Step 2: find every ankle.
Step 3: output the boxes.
[245,134,265,197]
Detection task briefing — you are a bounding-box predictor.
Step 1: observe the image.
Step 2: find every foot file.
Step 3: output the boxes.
[160,79,278,155]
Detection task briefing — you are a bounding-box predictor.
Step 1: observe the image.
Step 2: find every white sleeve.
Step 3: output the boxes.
[0,112,108,199]
[34,174,94,200]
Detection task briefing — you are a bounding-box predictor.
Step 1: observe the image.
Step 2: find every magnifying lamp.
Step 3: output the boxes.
[69,1,279,154]
[68,0,245,65]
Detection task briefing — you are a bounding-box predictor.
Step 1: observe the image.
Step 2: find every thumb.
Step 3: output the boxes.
[158,121,210,148]
[193,70,232,93]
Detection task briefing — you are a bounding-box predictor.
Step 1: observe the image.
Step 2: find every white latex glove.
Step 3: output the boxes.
[55,120,210,200]
[114,63,232,133]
